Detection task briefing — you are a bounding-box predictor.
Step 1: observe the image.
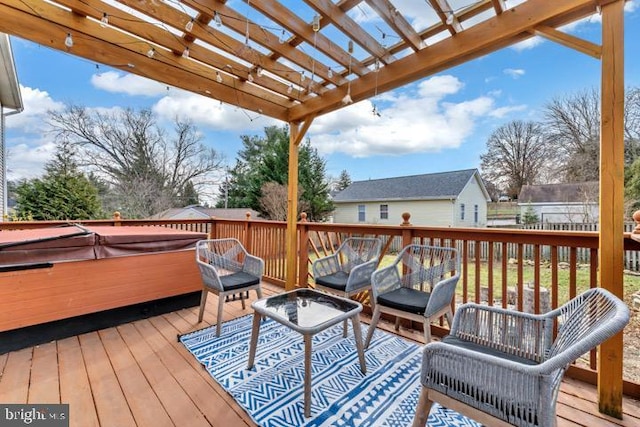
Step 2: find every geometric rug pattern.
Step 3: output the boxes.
[179,315,481,427]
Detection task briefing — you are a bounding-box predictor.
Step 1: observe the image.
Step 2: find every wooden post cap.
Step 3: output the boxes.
[401,212,411,226]
[300,212,307,222]
[246,211,251,220]
[113,211,121,220]
[633,210,640,234]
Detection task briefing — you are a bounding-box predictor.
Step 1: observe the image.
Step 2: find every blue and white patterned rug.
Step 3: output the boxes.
[179,315,480,427]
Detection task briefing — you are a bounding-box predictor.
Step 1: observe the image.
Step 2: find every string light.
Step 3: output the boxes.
[216,71,223,83]
[256,66,264,77]
[100,13,109,28]
[287,84,293,94]
[247,72,254,82]
[446,12,455,26]
[279,29,286,44]
[300,71,305,82]
[146,47,155,58]
[64,33,73,48]
[182,47,190,58]
[185,18,194,32]
[328,67,333,78]
[312,15,321,32]
[342,40,354,105]
[214,12,222,26]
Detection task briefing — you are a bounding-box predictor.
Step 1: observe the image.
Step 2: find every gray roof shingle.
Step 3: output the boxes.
[518,182,599,204]
[333,169,481,203]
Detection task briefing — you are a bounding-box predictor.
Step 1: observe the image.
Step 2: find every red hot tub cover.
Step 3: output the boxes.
[0,225,207,265]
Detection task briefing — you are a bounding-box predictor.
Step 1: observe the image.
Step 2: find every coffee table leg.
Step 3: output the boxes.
[351,315,367,374]
[304,334,312,417]
[247,313,262,369]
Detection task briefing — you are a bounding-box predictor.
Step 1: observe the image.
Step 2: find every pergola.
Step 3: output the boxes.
[0,0,628,418]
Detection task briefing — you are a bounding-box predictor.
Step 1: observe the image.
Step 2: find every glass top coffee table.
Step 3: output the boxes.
[247,288,367,418]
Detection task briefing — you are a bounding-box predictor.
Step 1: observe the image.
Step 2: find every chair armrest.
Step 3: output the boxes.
[243,254,264,278]
[370,265,401,299]
[420,341,567,418]
[450,303,553,362]
[196,259,224,292]
[345,258,378,292]
[312,254,341,278]
[424,275,459,318]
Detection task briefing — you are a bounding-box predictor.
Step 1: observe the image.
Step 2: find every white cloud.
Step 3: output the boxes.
[91,71,168,97]
[152,90,281,131]
[489,104,528,118]
[309,75,517,158]
[511,36,544,51]
[4,85,64,131]
[6,140,56,181]
[503,68,525,79]
[626,1,638,13]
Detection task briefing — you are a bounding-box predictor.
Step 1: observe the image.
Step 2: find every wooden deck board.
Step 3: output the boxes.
[98,327,172,427]
[28,341,60,404]
[58,336,100,427]
[1,282,638,427]
[79,331,137,427]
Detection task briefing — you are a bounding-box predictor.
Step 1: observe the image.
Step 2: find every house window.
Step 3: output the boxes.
[460,203,465,221]
[358,205,366,222]
[474,204,479,224]
[380,204,388,220]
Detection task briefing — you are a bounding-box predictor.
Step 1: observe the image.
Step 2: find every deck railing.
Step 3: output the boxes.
[2,213,639,396]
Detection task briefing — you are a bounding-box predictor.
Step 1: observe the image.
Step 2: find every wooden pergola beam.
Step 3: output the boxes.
[534,25,602,59]
[0,0,290,120]
[288,0,599,121]
[365,0,423,51]
[598,0,625,418]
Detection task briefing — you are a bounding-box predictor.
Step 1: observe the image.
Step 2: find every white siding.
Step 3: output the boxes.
[333,200,454,226]
[454,176,488,227]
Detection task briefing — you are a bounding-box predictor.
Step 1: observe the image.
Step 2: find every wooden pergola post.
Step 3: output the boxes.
[598,0,625,418]
[285,116,315,290]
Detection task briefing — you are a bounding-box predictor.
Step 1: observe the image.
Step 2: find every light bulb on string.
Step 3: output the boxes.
[146,47,155,58]
[312,15,321,32]
[446,12,454,26]
[247,72,254,83]
[64,33,73,48]
[214,12,222,26]
[185,18,194,32]
[300,71,305,82]
[182,47,190,58]
[216,71,223,83]
[100,13,109,27]
[328,67,333,79]
[279,29,286,44]
[256,66,264,78]
[287,84,293,94]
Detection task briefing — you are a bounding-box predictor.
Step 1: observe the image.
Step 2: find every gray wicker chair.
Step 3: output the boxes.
[313,237,382,336]
[312,237,382,299]
[196,238,264,336]
[364,244,459,349]
[412,287,630,427]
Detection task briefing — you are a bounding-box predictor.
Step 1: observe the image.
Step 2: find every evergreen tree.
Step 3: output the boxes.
[218,125,333,221]
[15,142,102,220]
[335,170,352,192]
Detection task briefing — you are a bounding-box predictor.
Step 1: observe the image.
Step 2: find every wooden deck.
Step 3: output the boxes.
[1,282,639,427]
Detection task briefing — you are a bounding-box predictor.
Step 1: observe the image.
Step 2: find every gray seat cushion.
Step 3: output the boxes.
[315,271,349,291]
[221,271,260,291]
[377,287,430,315]
[442,335,540,366]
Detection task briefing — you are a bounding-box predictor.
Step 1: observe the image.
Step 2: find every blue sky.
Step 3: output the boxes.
[5,1,640,201]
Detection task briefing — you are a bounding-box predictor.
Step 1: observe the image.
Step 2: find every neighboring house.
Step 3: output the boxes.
[518,182,599,223]
[0,34,23,221]
[332,169,491,227]
[151,205,260,220]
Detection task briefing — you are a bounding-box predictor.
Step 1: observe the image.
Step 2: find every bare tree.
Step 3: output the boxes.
[259,182,308,221]
[544,89,601,182]
[480,120,553,198]
[47,106,224,218]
